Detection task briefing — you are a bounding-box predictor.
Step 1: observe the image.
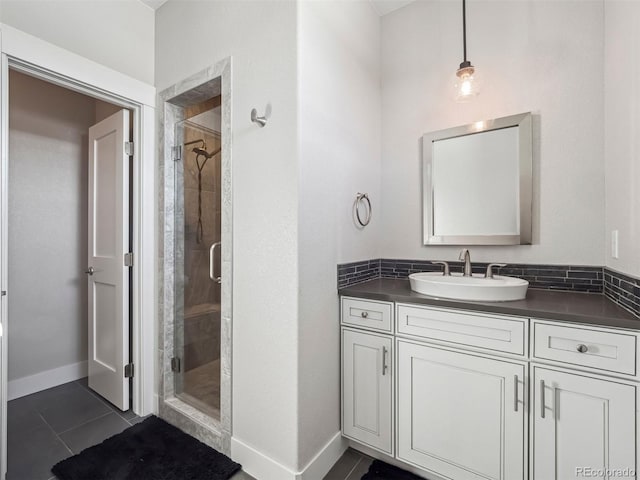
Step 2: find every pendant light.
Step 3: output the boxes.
[454,0,480,101]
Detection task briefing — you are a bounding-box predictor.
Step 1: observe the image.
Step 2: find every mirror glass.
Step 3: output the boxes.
[423,112,532,245]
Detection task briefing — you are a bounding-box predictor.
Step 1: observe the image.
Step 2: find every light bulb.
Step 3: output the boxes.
[454,65,480,102]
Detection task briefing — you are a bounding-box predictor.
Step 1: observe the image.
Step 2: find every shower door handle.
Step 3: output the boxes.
[209,242,221,284]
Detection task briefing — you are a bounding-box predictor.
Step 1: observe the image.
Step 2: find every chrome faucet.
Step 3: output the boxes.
[459,249,472,277]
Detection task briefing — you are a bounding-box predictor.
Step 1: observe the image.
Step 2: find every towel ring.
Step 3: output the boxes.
[355,193,372,227]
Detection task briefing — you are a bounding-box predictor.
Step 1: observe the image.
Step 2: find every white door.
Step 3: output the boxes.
[533,366,636,479]
[397,341,525,480]
[87,110,130,411]
[342,328,393,455]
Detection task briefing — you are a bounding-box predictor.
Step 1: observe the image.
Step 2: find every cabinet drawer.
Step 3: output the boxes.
[396,304,526,355]
[533,321,637,376]
[341,297,393,332]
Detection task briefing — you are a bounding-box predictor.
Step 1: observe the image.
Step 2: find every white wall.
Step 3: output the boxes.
[297,0,381,467]
[0,0,155,84]
[380,0,606,266]
[7,71,96,383]
[604,0,640,277]
[155,0,301,472]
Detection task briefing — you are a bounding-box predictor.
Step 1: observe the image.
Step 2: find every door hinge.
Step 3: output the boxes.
[172,145,182,161]
[124,141,134,156]
[124,252,134,267]
[124,363,134,378]
[171,357,181,373]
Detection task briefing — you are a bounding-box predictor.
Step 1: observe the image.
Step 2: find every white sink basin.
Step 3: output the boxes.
[409,272,529,302]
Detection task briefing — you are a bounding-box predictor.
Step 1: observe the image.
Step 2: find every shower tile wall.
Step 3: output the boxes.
[182,121,221,413]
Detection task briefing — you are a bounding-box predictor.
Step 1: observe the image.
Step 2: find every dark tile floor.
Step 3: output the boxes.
[7,378,144,480]
[7,378,259,480]
[323,448,374,480]
[8,379,369,480]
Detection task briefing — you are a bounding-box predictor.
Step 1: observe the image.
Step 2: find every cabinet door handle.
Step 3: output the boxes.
[540,379,545,419]
[514,375,519,412]
[382,346,388,376]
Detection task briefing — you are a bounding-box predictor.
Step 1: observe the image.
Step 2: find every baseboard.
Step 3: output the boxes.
[298,431,347,480]
[8,361,88,400]
[231,437,297,479]
[231,432,347,480]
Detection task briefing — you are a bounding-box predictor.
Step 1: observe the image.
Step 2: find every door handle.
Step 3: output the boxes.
[514,375,519,412]
[85,267,95,276]
[540,379,545,418]
[209,242,221,284]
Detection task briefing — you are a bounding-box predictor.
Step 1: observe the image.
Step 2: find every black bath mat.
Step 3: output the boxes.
[52,416,241,480]
[362,459,425,480]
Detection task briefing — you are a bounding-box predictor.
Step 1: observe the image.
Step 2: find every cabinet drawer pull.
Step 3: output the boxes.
[382,346,388,376]
[361,311,369,318]
[514,375,519,412]
[540,379,545,418]
[576,344,588,353]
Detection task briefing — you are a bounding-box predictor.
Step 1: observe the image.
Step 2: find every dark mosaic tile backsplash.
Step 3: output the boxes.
[336,259,381,288]
[338,259,640,319]
[338,258,602,292]
[604,268,640,318]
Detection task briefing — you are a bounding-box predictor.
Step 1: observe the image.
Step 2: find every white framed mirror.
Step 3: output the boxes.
[423,112,532,245]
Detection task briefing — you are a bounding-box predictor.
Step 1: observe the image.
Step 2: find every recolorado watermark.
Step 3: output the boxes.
[576,467,636,477]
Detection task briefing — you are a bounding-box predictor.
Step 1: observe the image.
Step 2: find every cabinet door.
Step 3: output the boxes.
[533,366,636,480]
[397,341,525,480]
[342,329,393,454]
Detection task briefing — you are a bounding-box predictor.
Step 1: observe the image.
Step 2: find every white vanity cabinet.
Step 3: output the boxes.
[341,327,393,454]
[340,296,640,480]
[532,366,636,480]
[397,340,526,480]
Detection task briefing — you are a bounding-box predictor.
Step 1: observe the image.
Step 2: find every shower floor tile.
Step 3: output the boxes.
[181,358,221,418]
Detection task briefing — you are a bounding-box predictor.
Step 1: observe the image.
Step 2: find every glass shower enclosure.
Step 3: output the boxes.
[173,110,222,420]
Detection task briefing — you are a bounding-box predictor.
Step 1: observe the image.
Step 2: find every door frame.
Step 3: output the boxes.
[0,24,157,477]
[157,58,233,455]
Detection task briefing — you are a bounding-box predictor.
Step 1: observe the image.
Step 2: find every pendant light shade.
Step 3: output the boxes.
[454,0,480,101]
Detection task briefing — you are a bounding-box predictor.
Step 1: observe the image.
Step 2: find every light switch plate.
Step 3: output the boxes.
[611,230,619,259]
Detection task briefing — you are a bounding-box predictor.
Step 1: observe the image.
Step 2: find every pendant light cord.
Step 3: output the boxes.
[462,0,467,63]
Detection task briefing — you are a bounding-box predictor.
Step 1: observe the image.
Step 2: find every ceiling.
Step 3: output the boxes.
[138,0,415,16]
[138,0,168,10]
[369,0,415,16]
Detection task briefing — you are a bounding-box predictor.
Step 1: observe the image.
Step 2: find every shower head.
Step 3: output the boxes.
[184,138,206,150]
[192,146,221,160]
[192,147,215,159]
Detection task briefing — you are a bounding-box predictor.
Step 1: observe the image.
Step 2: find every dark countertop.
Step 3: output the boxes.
[339,278,640,330]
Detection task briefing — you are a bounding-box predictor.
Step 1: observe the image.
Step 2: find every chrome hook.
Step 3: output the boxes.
[251,108,267,127]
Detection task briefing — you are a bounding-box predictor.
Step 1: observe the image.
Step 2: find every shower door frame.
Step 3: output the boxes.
[0,24,157,478]
[158,58,233,453]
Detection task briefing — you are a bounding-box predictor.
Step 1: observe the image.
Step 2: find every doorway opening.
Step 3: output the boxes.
[6,69,136,479]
